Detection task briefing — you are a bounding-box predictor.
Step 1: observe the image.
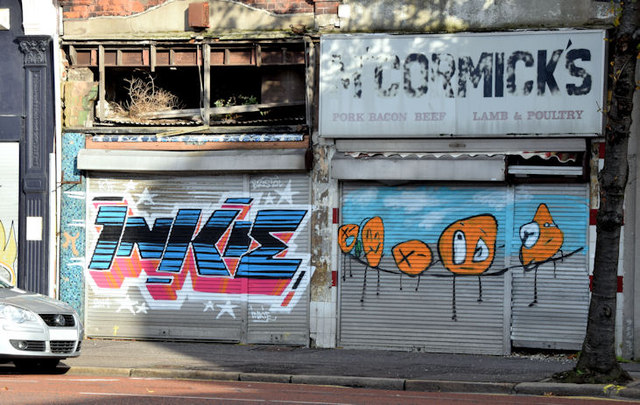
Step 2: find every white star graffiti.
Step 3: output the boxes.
[135,188,158,206]
[216,300,238,319]
[203,301,215,312]
[116,296,137,314]
[275,180,299,205]
[136,302,148,314]
[124,180,138,192]
[98,179,115,192]
[263,192,275,205]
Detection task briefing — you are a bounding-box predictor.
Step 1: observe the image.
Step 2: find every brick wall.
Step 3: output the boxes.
[60,0,331,19]
[61,0,166,19]
[313,0,338,15]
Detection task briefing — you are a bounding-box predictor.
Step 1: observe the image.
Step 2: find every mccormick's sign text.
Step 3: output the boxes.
[319,31,605,137]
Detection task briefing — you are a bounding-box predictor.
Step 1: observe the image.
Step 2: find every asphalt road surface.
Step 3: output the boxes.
[0,373,637,404]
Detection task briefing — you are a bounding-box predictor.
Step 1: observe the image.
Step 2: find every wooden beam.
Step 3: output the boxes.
[203,44,211,124]
[139,102,305,120]
[98,45,105,120]
[150,43,156,72]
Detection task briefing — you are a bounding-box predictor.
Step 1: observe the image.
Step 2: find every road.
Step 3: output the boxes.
[0,373,636,404]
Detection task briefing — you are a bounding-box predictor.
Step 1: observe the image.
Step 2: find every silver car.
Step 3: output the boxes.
[0,278,83,370]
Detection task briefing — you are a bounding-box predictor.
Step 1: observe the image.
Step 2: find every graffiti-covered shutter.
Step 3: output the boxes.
[510,184,590,350]
[246,174,311,344]
[338,183,510,355]
[0,143,19,285]
[85,173,310,344]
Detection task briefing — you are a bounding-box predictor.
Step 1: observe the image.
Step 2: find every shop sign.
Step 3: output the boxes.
[319,30,605,138]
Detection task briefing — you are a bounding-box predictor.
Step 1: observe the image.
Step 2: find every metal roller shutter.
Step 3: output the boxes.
[338,183,509,355]
[246,174,311,345]
[510,184,590,350]
[85,173,310,344]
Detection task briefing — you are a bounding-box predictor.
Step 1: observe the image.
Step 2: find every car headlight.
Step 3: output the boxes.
[0,303,40,325]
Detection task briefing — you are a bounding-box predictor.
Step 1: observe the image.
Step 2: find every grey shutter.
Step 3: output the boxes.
[510,184,590,350]
[338,182,509,355]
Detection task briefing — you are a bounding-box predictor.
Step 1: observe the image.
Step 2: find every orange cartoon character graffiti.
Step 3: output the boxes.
[359,217,384,301]
[338,224,360,254]
[519,203,564,306]
[338,217,386,301]
[361,217,384,268]
[338,223,360,280]
[438,214,498,320]
[392,240,433,291]
[392,240,432,276]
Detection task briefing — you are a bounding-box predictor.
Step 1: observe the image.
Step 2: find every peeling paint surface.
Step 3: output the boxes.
[310,144,335,302]
[59,133,86,317]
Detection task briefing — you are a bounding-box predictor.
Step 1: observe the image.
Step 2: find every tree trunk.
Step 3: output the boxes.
[573,0,638,384]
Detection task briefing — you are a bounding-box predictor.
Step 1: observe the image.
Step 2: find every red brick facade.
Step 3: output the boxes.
[60,0,338,19]
[313,0,338,15]
[61,0,167,19]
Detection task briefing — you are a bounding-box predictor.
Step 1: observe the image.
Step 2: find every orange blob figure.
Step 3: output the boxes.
[338,224,360,253]
[361,217,384,268]
[392,240,432,277]
[519,203,564,267]
[438,215,497,275]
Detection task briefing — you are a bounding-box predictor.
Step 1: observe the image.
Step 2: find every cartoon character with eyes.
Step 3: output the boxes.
[338,217,385,300]
[519,203,564,306]
[438,214,498,320]
[392,240,433,277]
[392,239,433,291]
[361,217,384,268]
[338,224,360,255]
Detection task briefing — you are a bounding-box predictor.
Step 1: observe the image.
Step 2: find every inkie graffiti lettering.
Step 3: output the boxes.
[339,203,583,320]
[88,196,310,312]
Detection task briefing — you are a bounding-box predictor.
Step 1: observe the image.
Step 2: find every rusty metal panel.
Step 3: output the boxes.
[172,49,198,66]
[103,50,116,66]
[262,47,305,65]
[227,49,254,65]
[261,68,305,104]
[188,2,210,29]
[120,49,148,66]
[262,50,286,65]
[73,48,96,66]
[155,49,170,65]
[210,50,225,65]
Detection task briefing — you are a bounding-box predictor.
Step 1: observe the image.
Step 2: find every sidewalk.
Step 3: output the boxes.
[62,339,640,399]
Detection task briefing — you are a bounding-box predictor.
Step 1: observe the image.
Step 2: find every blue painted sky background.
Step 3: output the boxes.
[342,185,588,257]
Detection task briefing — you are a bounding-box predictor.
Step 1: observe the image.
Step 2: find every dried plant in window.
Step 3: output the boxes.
[110,74,182,123]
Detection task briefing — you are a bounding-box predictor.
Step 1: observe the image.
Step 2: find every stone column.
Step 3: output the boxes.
[17,36,52,294]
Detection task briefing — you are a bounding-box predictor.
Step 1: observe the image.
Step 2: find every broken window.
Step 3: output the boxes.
[62,40,308,128]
